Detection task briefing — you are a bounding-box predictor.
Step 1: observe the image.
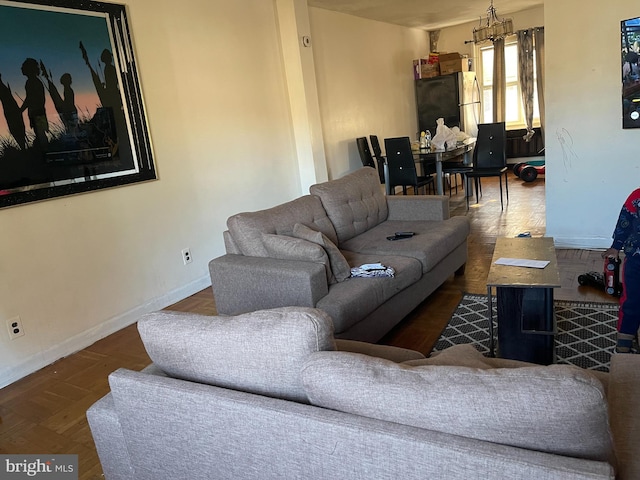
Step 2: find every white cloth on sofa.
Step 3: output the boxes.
[350,263,395,278]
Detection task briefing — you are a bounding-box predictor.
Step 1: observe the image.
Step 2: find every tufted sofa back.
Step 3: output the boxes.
[310,167,388,245]
[226,195,338,257]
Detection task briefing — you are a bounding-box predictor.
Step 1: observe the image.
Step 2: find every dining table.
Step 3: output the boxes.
[384,137,476,196]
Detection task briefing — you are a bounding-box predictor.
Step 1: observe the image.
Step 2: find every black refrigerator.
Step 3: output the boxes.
[415,71,480,138]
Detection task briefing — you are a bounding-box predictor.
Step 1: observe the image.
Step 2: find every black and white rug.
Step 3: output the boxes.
[433,293,620,372]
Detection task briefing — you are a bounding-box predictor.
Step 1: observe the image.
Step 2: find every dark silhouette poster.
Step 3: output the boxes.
[0,0,155,208]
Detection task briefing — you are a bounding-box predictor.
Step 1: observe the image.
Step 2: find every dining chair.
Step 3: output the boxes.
[442,158,473,196]
[369,135,387,183]
[465,122,509,210]
[384,136,434,195]
[356,137,377,170]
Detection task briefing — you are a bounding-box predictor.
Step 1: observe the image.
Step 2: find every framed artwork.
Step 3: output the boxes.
[622,16,640,129]
[0,0,155,208]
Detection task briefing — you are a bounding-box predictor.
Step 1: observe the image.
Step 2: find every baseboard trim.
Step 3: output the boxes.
[0,275,211,389]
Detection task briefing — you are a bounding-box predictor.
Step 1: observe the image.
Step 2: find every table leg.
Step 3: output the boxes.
[496,287,556,365]
[487,286,495,357]
[463,149,474,197]
[384,163,390,195]
[435,152,443,195]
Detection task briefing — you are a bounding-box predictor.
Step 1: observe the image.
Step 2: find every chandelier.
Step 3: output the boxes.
[472,0,513,43]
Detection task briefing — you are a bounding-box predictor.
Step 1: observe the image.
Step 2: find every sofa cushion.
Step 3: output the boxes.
[292,223,351,282]
[404,344,535,368]
[227,195,338,257]
[405,344,611,396]
[301,351,614,463]
[310,167,388,244]
[339,217,470,273]
[137,307,336,403]
[315,252,422,333]
[262,233,334,284]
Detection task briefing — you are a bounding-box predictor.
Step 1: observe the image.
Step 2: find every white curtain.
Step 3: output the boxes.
[517,29,535,141]
[492,38,506,122]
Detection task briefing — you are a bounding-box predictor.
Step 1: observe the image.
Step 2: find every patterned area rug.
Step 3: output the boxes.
[433,293,620,371]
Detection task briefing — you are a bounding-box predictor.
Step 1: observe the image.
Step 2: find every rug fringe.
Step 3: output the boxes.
[553,300,619,310]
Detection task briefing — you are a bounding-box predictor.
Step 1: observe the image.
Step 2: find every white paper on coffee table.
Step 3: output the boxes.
[494,257,550,269]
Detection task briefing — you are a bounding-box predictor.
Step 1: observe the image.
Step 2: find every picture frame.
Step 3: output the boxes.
[0,0,155,208]
[622,16,640,129]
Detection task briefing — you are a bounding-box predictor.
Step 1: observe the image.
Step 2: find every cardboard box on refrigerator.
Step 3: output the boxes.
[421,62,439,78]
[440,58,470,75]
[413,58,427,79]
[438,52,470,75]
[413,58,439,79]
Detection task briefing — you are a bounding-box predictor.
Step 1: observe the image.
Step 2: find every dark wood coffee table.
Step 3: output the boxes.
[486,237,561,364]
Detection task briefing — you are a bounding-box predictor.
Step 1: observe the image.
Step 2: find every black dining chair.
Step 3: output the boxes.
[356,137,377,170]
[465,122,508,210]
[442,159,473,196]
[384,136,434,195]
[369,135,387,183]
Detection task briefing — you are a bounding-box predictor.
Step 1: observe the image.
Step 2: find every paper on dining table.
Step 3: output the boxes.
[494,257,550,269]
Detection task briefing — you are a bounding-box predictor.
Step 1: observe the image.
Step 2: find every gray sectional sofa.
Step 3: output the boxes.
[87,307,640,480]
[209,167,469,342]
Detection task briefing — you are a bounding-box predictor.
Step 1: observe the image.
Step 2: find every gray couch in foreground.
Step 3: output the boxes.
[88,307,640,480]
[209,167,469,342]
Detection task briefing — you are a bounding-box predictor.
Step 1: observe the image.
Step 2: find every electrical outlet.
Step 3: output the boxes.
[6,316,25,340]
[181,248,192,265]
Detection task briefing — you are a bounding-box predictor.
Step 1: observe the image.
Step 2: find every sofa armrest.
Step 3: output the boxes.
[87,393,134,480]
[335,339,425,362]
[608,354,640,480]
[386,195,450,221]
[209,254,329,315]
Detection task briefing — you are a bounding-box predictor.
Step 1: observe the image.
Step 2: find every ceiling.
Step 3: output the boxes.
[307,0,543,30]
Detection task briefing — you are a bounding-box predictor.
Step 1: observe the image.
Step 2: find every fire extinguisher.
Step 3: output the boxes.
[604,257,622,296]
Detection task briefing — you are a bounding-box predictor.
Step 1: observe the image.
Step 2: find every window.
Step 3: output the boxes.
[478,39,540,128]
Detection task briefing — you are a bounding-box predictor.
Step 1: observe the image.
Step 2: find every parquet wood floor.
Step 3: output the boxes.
[0,174,616,479]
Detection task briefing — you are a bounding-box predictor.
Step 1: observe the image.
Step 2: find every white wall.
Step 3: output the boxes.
[545,1,640,248]
[0,0,304,387]
[276,0,329,190]
[309,8,429,179]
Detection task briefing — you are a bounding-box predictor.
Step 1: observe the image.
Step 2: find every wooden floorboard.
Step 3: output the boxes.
[0,173,617,479]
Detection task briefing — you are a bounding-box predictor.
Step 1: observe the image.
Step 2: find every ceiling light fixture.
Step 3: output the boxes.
[472,0,513,43]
